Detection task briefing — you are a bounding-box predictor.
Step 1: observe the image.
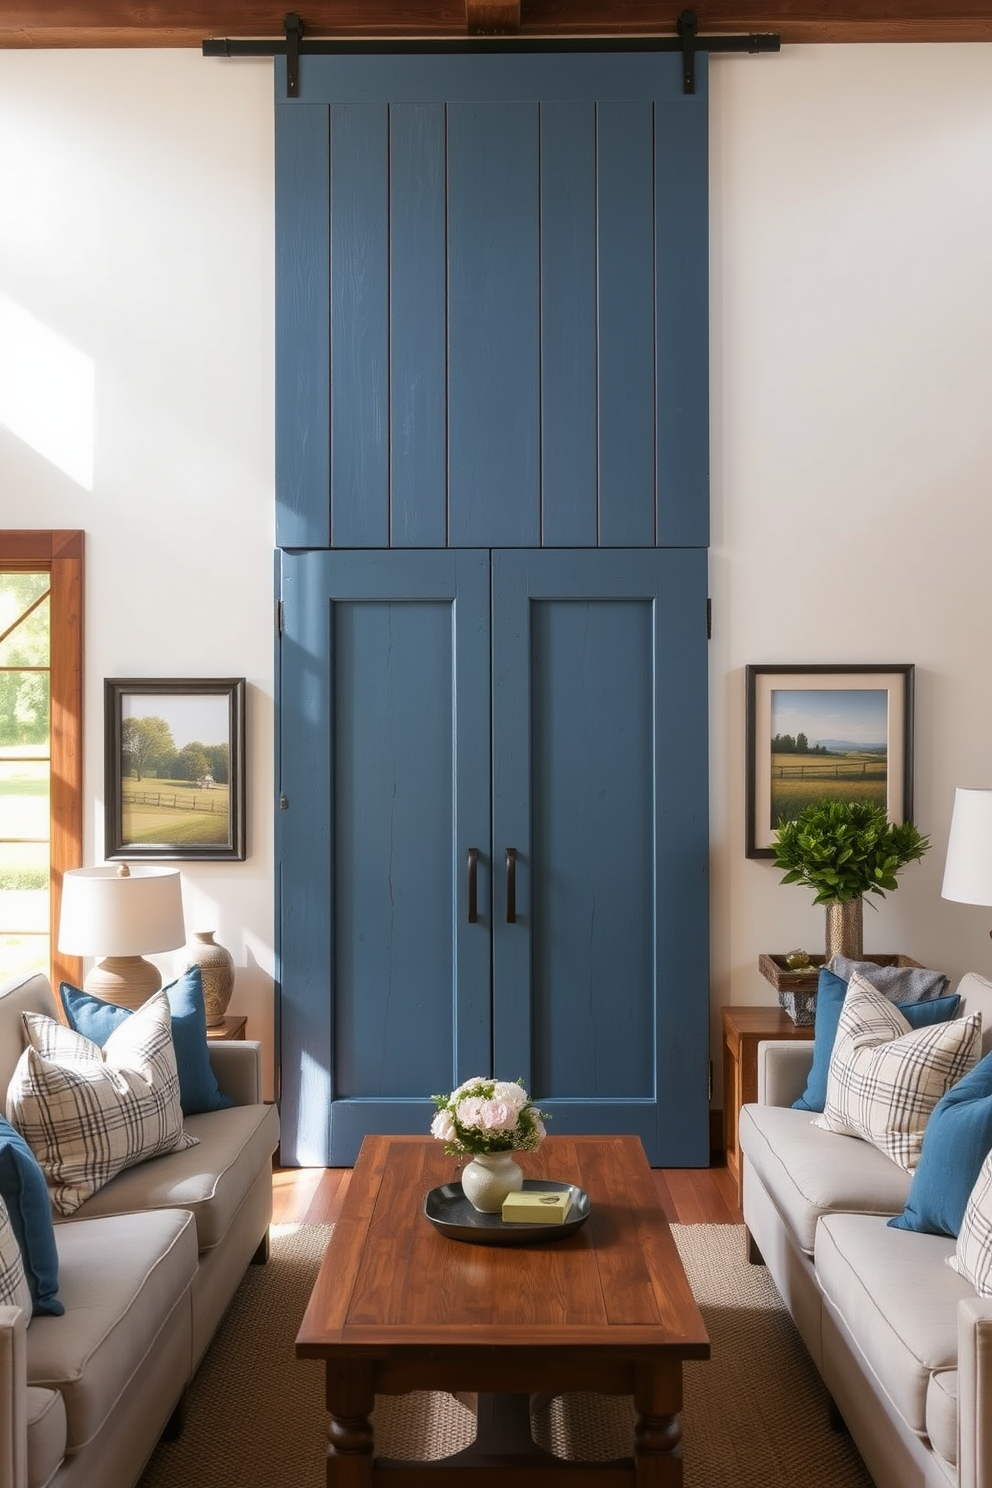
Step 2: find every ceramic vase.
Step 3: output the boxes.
[460,1152,524,1213]
[177,931,235,1027]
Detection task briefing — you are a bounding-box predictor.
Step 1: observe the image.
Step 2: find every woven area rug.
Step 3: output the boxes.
[138,1221,876,1488]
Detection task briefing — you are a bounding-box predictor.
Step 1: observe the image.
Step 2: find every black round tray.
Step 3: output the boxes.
[423,1178,591,1245]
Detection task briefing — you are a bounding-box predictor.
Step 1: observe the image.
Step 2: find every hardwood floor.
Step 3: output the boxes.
[272,1160,742,1228]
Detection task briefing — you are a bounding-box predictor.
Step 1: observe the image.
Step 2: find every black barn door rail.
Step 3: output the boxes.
[202,10,781,97]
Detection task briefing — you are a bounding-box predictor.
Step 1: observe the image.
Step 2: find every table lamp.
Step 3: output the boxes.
[941,787,992,930]
[58,864,186,1009]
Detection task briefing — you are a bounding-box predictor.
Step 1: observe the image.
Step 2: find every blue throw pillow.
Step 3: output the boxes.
[0,1115,63,1315]
[792,968,961,1113]
[59,966,235,1117]
[889,1050,992,1236]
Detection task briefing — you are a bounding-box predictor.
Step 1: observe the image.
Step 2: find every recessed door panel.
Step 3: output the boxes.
[278,550,492,1165]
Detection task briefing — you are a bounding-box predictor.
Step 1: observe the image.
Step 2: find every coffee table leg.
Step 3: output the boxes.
[633,1363,683,1486]
[325,1364,375,1487]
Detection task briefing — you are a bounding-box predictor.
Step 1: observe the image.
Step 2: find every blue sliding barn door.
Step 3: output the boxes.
[275,49,711,1167]
[279,549,708,1166]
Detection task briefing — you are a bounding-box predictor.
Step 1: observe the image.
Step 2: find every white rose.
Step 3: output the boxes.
[492,1081,527,1109]
[455,1096,486,1130]
[431,1110,457,1143]
[479,1099,518,1132]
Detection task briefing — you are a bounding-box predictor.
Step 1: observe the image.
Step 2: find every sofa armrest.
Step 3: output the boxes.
[0,1304,27,1488]
[207,1040,263,1106]
[756,1040,815,1108]
[958,1293,992,1488]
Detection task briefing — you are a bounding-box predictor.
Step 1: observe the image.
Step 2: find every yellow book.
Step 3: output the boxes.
[501,1189,573,1224]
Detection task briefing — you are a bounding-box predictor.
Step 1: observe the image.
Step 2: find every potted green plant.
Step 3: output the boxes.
[771,799,930,959]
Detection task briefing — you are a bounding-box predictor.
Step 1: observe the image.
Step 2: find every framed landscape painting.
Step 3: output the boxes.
[105,678,246,861]
[745,664,914,859]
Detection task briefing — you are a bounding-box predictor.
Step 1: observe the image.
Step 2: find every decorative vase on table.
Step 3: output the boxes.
[459,1152,524,1213]
[430,1076,551,1214]
[825,897,864,960]
[176,931,235,1027]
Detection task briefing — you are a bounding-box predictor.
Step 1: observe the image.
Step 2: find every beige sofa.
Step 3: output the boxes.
[739,970,992,1488]
[0,970,280,1488]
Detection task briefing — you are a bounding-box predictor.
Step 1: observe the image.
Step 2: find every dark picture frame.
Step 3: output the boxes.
[104,678,246,861]
[745,664,915,860]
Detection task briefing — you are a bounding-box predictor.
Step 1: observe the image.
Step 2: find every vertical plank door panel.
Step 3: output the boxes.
[447,101,541,549]
[275,104,330,549]
[389,103,448,548]
[329,103,390,548]
[539,100,598,548]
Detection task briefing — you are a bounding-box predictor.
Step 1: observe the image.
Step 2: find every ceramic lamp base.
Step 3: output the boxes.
[83,955,163,1010]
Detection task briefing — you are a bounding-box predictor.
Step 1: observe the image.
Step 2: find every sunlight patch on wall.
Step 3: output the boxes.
[0,296,95,490]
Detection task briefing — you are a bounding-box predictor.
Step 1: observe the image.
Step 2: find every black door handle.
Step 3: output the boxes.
[467,847,479,923]
[505,847,517,924]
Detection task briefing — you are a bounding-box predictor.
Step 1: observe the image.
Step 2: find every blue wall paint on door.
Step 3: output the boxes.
[447,102,541,548]
[278,550,492,1164]
[275,105,330,549]
[389,104,448,548]
[274,51,712,1168]
[274,52,709,550]
[279,549,709,1166]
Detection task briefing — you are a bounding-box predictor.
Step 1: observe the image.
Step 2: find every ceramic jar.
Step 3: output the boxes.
[177,930,235,1027]
[459,1152,524,1213]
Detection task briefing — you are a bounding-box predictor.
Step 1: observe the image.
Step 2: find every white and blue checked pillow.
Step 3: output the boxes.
[5,989,197,1216]
[814,973,982,1172]
[949,1148,992,1294]
[0,1193,32,1315]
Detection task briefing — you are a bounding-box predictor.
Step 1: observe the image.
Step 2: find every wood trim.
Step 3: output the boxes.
[0,531,84,991]
[466,0,521,33]
[2,3,991,48]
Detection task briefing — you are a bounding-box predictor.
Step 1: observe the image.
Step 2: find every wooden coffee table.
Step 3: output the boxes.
[297,1133,709,1486]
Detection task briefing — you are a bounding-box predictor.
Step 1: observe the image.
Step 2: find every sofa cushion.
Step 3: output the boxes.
[815,1212,965,1439]
[829,955,950,1003]
[0,1114,63,1315]
[739,1102,912,1255]
[0,1193,32,1315]
[25,1210,197,1455]
[793,967,961,1113]
[58,968,235,1118]
[26,1385,67,1488]
[0,973,59,1104]
[814,975,981,1171]
[890,1049,992,1237]
[926,1368,958,1469]
[6,991,198,1216]
[64,1100,280,1253]
[949,1146,992,1294]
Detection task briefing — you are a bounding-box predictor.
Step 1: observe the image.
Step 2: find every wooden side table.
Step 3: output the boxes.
[206,1015,247,1042]
[721,1006,814,1209]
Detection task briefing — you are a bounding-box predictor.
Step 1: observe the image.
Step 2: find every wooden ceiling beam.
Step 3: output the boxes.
[1,2,990,48]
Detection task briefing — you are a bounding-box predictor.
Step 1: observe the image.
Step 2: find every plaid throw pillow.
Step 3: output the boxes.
[0,1193,32,1315]
[6,989,198,1217]
[813,973,982,1172]
[949,1147,992,1293]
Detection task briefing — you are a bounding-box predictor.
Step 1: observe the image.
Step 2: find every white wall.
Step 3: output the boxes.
[0,50,277,1093]
[708,44,992,1093]
[1,43,990,1111]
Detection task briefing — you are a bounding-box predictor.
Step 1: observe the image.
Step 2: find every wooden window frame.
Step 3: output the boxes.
[0,531,84,990]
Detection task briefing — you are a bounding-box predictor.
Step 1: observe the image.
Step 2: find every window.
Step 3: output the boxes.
[0,532,83,990]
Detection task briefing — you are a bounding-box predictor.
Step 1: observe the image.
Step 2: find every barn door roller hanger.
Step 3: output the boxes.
[202,10,780,99]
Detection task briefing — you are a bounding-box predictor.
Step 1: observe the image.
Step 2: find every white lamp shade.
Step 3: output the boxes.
[941,788,992,906]
[58,866,186,957]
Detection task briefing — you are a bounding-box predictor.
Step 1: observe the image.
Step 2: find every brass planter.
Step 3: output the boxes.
[825,898,864,960]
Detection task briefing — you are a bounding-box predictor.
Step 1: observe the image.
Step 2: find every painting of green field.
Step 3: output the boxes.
[770,752,887,826]
[122,779,230,847]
